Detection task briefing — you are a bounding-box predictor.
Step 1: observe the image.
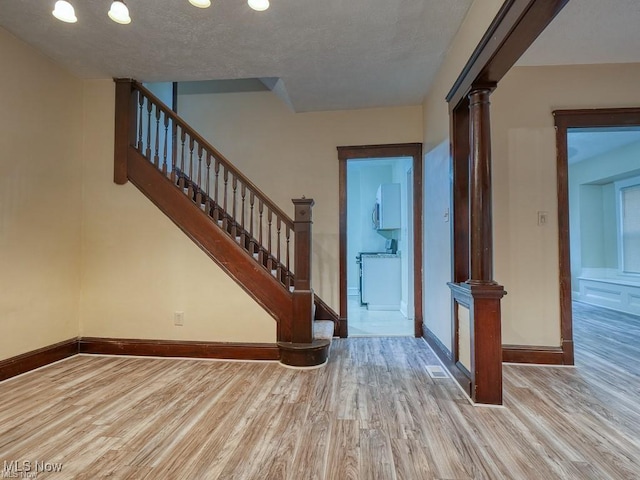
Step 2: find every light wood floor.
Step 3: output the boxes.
[1,307,639,479]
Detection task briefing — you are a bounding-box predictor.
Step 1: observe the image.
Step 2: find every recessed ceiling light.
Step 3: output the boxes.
[248,0,269,12]
[189,0,211,8]
[52,0,77,23]
[108,0,131,24]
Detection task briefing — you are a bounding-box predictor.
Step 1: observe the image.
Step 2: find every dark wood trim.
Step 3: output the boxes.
[277,339,331,367]
[337,143,423,338]
[449,281,506,405]
[338,155,348,337]
[113,78,136,185]
[172,81,178,113]
[78,337,280,361]
[553,107,640,366]
[502,345,564,364]
[451,100,470,285]
[290,198,315,344]
[0,339,78,382]
[422,326,471,397]
[446,0,570,109]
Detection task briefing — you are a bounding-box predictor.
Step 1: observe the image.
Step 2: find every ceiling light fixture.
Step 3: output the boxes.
[52,0,78,23]
[189,0,211,8]
[248,0,269,12]
[108,0,132,24]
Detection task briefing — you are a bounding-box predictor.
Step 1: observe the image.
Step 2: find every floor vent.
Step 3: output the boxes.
[426,365,449,379]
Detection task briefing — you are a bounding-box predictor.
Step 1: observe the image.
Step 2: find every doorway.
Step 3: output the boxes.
[345,157,413,336]
[337,143,423,338]
[555,108,640,366]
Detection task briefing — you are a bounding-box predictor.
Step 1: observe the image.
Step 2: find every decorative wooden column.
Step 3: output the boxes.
[289,198,315,344]
[468,87,496,285]
[449,85,506,405]
[467,86,506,404]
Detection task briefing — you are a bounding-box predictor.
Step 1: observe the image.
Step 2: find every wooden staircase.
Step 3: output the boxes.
[113,79,338,367]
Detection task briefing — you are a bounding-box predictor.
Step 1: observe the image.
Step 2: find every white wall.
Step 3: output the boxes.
[346,161,393,295]
[423,141,453,349]
[569,140,640,290]
[391,158,413,317]
[0,28,83,360]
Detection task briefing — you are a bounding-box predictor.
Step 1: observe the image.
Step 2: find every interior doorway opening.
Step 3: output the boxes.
[566,125,640,366]
[346,157,414,336]
[337,143,423,338]
[555,108,640,366]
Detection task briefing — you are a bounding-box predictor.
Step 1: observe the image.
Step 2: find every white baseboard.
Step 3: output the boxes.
[347,287,359,296]
[400,301,408,317]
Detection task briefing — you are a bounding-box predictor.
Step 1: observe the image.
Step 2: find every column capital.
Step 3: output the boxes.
[469,82,497,96]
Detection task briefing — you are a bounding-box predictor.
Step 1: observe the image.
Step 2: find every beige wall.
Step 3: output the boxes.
[0,28,83,360]
[421,0,503,348]
[492,63,640,346]
[423,0,504,148]
[79,80,276,343]
[177,89,423,309]
[421,0,640,350]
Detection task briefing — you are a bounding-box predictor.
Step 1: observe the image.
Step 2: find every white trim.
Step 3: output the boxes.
[615,175,640,275]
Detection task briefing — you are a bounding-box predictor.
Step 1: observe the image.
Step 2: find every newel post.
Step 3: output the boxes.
[113,78,138,185]
[288,197,315,344]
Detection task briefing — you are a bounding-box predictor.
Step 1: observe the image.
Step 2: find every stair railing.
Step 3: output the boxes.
[114,79,315,344]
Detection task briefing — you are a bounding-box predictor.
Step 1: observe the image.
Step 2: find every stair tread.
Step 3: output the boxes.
[313,320,334,340]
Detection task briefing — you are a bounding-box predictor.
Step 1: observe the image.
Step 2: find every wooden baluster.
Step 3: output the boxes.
[162,114,169,176]
[178,128,186,189]
[187,137,195,200]
[249,192,255,256]
[195,145,203,207]
[145,98,152,160]
[258,200,265,266]
[137,93,144,151]
[213,159,220,221]
[204,152,211,215]
[222,168,229,232]
[276,217,282,284]
[285,225,291,289]
[267,209,273,271]
[171,119,177,183]
[240,184,247,249]
[231,176,238,238]
[153,105,160,168]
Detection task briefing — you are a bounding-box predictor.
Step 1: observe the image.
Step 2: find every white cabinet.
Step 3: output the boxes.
[375,183,401,230]
[361,254,401,310]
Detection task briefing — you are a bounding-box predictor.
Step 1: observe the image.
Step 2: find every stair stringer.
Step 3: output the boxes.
[127,146,293,325]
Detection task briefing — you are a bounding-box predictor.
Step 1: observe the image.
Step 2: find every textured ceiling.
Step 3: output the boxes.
[519,0,640,66]
[0,0,473,112]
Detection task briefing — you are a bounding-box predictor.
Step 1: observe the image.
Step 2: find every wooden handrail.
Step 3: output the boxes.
[114,78,330,358]
[130,80,294,229]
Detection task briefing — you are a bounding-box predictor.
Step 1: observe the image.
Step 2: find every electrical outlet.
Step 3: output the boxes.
[538,211,549,226]
[174,311,184,326]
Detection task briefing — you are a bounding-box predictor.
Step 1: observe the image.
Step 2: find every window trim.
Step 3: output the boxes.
[615,175,640,276]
